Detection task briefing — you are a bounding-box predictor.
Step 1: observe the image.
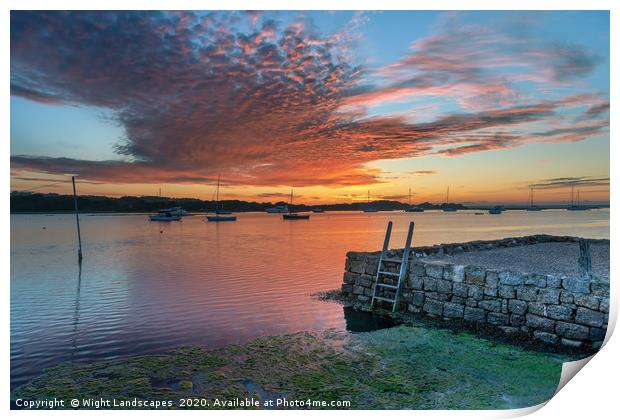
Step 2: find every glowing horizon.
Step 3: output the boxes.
[10,11,610,205]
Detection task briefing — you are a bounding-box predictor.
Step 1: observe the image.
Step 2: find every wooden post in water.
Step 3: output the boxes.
[72,176,83,262]
[578,238,592,280]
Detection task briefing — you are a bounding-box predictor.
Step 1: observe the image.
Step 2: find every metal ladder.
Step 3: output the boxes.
[370,221,415,312]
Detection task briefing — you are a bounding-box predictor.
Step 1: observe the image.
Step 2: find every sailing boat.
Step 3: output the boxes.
[206,175,237,221]
[282,189,310,220]
[442,186,457,212]
[526,187,542,211]
[567,186,588,211]
[362,190,379,212]
[404,188,424,212]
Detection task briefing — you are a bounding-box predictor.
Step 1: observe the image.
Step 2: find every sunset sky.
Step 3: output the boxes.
[10,11,610,205]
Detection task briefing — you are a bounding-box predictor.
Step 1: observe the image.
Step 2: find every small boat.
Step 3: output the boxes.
[362,190,379,212]
[206,175,237,222]
[404,188,424,212]
[567,187,589,211]
[157,206,187,217]
[527,188,542,211]
[283,189,310,220]
[489,206,503,215]
[312,208,325,213]
[283,213,310,220]
[266,204,289,213]
[149,211,182,221]
[442,186,458,212]
[206,215,237,222]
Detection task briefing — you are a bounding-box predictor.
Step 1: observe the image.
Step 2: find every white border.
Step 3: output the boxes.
[3,1,617,419]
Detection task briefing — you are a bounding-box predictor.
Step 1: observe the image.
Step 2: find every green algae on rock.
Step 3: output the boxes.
[12,325,568,409]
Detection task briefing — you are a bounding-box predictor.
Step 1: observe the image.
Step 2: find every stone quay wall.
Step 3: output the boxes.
[341,235,609,350]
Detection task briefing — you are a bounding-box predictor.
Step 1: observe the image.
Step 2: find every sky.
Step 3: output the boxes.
[10,10,610,205]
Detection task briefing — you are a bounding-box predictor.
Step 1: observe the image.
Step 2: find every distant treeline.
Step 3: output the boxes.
[10,192,467,213]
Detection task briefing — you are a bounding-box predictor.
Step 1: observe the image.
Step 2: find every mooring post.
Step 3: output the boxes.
[72,176,83,262]
[578,238,592,280]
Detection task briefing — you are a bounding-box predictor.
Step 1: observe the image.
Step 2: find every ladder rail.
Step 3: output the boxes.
[392,221,415,311]
[370,221,392,309]
[370,221,415,312]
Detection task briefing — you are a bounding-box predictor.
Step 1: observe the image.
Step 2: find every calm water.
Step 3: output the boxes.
[11,209,609,388]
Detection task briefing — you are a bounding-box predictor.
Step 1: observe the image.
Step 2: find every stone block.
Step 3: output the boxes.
[478,300,501,312]
[411,263,426,277]
[589,327,607,341]
[465,298,478,308]
[468,285,484,300]
[485,270,499,288]
[546,305,573,322]
[453,283,468,298]
[407,304,422,313]
[350,260,366,274]
[537,289,560,304]
[526,314,555,333]
[528,302,546,316]
[464,307,486,322]
[357,295,370,303]
[425,264,444,279]
[575,308,607,327]
[343,271,358,284]
[423,298,444,316]
[450,265,465,282]
[484,287,498,297]
[574,294,599,310]
[353,285,365,295]
[359,274,373,287]
[498,285,515,299]
[508,299,527,315]
[560,291,574,304]
[555,321,589,340]
[533,331,559,344]
[364,288,374,297]
[408,274,423,290]
[499,271,524,286]
[341,284,353,293]
[561,338,583,348]
[423,277,438,292]
[412,291,425,306]
[525,274,546,288]
[499,326,519,335]
[451,296,465,305]
[365,259,379,275]
[510,314,526,326]
[464,266,486,286]
[443,302,465,318]
[487,312,509,325]
[546,275,562,288]
[437,279,453,294]
[562,277,590,294]
[600,298,609,313]
[590,282,609,297]
[516,286,538,302]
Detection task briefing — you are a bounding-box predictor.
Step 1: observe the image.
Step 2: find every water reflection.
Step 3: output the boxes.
[10,210,609,388]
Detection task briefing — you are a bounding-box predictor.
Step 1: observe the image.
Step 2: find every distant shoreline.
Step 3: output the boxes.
[10,207,610,215]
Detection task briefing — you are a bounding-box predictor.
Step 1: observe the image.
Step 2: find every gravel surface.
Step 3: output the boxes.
[421,242,609,279]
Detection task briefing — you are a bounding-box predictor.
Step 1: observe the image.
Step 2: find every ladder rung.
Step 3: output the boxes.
[378,270,400,277]
[373,296,395,303]
[377,283,398,289]
[382,258,403,264]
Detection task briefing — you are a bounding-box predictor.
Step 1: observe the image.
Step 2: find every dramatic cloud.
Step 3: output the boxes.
[10,11,609,188]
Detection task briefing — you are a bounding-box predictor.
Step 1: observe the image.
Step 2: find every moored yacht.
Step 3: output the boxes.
[206,175,237,222]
